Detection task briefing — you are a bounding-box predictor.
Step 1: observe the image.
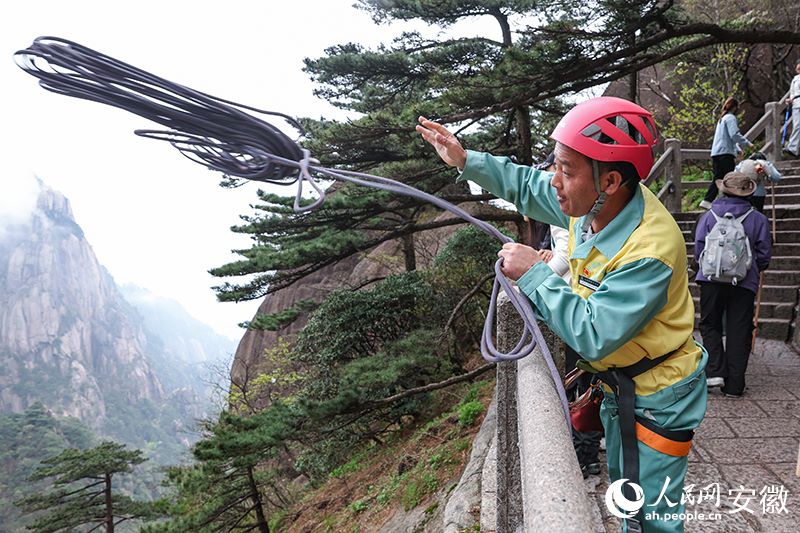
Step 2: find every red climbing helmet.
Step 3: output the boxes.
[550,96,658,180]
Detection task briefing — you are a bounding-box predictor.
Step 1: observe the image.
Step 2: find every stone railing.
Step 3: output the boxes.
[644,92,792,212]
[491,291,597,532]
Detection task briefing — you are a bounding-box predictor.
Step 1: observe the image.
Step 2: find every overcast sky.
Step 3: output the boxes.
[1,1,503,340]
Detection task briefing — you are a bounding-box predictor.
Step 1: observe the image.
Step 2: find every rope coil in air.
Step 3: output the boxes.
[15,36,570,426]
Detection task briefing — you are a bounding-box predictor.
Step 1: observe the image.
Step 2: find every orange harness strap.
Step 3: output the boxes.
[636,421,693,457]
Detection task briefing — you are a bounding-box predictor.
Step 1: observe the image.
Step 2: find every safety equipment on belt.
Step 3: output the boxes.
[592,351,694,533]
[564,367,604,433]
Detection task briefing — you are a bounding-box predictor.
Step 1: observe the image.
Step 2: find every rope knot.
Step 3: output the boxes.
[293,149,325,213]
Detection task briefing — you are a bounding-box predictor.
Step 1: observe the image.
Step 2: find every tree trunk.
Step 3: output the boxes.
[514,106,533,166]
[402,232,416,272]
[628,33,638,103]
[247,465,270,533]
[105,473,114,533]
[628,70,638,103]
[489,7,512,47]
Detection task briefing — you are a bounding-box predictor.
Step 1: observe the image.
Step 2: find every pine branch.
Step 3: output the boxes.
[364,363,496,409]
[441,272,495,337]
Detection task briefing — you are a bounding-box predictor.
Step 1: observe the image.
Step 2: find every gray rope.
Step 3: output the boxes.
[15,36,571,427]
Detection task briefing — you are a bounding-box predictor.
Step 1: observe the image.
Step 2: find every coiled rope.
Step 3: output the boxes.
[15,36,570,425]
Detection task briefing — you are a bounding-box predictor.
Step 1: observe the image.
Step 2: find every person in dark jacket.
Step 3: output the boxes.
[694,172,772,397]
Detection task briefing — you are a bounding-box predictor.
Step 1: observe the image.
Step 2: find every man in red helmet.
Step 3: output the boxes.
[417,97,707,533]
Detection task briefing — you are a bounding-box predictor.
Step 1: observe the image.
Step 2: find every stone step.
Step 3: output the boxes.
[678,217,800,232]
[760,269,800,285]
[768,184,800,194]
[688,255,800,270]
[689,283,797,303]
[693,314,790,340]
[686,242,800,255]
[681,229,800,245]
[764,193,800,205]
[691,296,794,319]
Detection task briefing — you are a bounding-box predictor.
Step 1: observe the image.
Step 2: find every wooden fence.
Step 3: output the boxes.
[644,92,793,212]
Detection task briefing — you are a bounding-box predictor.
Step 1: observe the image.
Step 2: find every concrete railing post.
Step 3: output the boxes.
[495,295,526,532]
[664,138,683,213]
[494,291,597,532]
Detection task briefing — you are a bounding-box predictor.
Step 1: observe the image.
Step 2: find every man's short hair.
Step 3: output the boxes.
[597,160,641,192]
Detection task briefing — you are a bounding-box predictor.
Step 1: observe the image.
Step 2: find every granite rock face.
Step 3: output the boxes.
[0,183,163,427]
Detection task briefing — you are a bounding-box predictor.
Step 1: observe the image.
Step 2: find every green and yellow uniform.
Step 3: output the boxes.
[462,150,707,533]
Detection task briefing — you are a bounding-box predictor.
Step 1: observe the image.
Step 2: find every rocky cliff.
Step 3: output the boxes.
[0,182,164,428]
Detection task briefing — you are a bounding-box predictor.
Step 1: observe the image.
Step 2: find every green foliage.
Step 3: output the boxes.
[330,455,364,479]
[431,225,507,284]
[15,441,160,533]
[460,381,486,406]
[349,499,369,513]
[293,329,456,481]
[229,338,306,409]
[0,403,96,531]
[295,272,438,369]
[457,401,484,427]
[662,44,748,147]
[401,471,438,511]
[150,405,297,533]
[376,473,406,506]
[243,298,318,331]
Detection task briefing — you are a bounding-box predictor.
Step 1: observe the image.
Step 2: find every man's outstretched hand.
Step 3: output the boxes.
[416,116,468,169]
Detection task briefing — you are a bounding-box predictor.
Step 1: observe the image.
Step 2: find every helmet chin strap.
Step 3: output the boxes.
[580,159,606,241]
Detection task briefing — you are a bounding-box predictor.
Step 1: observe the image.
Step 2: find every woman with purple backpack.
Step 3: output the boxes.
[694,172,772,397]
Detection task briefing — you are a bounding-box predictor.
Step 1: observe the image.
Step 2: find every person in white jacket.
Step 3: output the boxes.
[785,58,800,157]
[736,152,781,213]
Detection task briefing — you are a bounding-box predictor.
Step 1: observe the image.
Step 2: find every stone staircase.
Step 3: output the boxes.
[675,159,800,340]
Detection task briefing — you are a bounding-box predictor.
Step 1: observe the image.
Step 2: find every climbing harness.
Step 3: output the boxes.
[591,350,694,533]
[14,36,570,425]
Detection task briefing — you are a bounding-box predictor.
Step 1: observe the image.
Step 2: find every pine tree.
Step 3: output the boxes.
[146,406,297,533]
[210,0,800,305]
[15,441,159,533]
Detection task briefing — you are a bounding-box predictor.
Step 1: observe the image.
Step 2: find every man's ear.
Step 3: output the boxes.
[602,170,624,195]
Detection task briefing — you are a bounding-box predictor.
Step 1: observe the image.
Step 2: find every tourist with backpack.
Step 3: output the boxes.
[694,172,772,397]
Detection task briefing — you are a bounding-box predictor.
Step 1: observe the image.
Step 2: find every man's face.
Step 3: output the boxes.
[796,62,800,75]
[550,143,599,217]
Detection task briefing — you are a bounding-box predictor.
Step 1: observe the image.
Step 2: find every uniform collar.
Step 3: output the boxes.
[572,185,644,259]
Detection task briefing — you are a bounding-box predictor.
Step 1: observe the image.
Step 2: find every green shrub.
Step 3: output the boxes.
[295,271,436,368]
[458,401,484,427]
[349,499,368,513]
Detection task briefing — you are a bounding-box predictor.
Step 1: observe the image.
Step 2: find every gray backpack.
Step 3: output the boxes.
[699,208,754,285]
